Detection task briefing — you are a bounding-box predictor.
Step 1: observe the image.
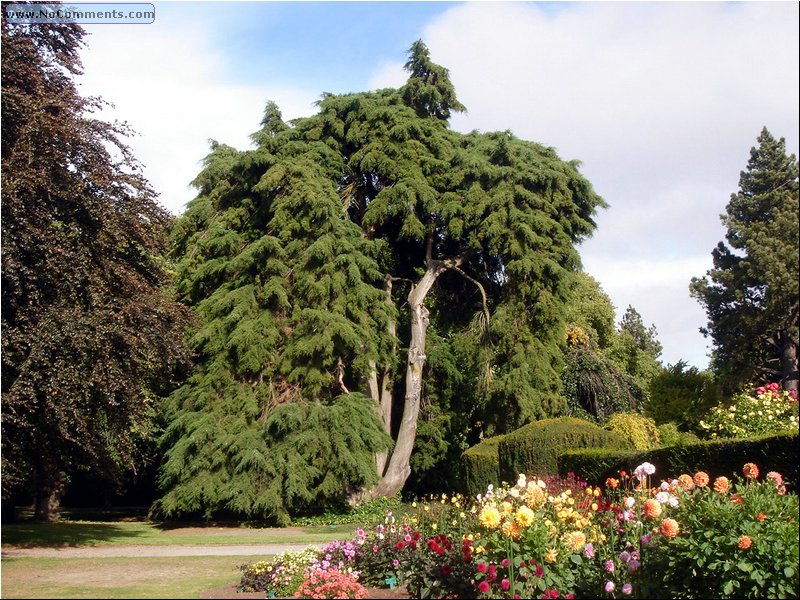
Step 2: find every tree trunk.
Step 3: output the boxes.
[355,250,469,502]
[778,328,799,395]
[33,462,64,522]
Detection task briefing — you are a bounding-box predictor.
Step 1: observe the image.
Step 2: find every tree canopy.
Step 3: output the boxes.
[690,128,799,395]
[1,10,192,520]
[157,40,606,521]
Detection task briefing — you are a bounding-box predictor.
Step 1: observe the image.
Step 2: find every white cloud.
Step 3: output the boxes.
[367,60,406,91]
[79,20,319,215]
[418,1,799,368]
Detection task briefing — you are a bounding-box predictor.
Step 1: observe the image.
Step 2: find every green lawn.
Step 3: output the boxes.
[1,520,353,547]
[0,555,251,599]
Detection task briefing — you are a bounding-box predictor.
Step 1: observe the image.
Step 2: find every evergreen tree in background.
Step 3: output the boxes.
[158,41,605,521]
[1,9,192,520]
[690,128,799,395]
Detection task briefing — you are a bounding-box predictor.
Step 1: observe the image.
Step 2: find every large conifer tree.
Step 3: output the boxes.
[158,41,605,520]
[690,128,799,394]
[1,8,192,520]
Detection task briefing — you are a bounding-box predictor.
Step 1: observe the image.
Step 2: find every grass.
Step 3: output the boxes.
[1,520,354,548]
[0,555,253,599]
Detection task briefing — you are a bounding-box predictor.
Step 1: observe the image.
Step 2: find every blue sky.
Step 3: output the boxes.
[78,1,800,371]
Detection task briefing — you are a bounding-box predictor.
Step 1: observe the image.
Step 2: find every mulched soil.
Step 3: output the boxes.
[200,582,411,599]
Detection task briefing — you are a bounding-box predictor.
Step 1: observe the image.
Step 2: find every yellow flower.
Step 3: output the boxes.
[500,500,514,515]
[562,530,587,552]
[514,506,536,528]
[545,548,558,563]
[479,506,502,529]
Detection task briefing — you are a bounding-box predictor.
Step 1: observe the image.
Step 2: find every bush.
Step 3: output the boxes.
[605,412,660,450]
[656,422,699,447]
[461,434,507,498]
[698,383,799,439]
[498,417,630,482]
[239,547,320,594]
[638,470,799,599]
[559,430,800,489]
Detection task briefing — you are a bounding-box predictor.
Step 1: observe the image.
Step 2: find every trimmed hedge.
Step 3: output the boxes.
[498,417,630,482]
[559,430,799,487]
[460,434,507,498]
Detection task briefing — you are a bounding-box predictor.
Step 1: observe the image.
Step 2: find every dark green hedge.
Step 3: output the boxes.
[460,434,507,498]
[559,430,799,486]
[498,417,630,482]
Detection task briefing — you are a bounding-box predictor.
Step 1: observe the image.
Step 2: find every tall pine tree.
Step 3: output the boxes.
[158,41,605,520]
[690,128,799,394]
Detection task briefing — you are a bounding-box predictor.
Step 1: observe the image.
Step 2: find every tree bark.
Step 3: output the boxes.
[355,247,472,502]
[33,462,64,522]
[778,328,799,395]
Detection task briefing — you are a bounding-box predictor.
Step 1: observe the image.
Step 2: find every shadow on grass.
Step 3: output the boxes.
[0,520,151,548]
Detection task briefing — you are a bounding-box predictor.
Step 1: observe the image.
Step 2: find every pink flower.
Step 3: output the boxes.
[501,579,510,591]
[478,581,491,593]
[476,562,488,573]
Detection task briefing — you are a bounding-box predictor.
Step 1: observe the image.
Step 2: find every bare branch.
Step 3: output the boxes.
[450,265,490,331]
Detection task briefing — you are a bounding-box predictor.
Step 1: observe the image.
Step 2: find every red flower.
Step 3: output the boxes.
[442,564,452,576]
[476,562,488,573]
[478,581,491,593]
[396,541,405,550]
[501,579,510,591]
[535,565,544,578]
[413,531,422,541]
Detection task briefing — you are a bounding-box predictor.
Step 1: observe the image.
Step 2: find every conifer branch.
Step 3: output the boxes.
[450,266,490,333]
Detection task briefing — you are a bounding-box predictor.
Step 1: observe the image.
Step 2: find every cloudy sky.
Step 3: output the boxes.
[78,1,800,370]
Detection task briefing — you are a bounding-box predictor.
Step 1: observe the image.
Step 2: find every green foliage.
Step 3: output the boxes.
[690,128,799,394]
[559,430,799,488]
[154,394,390,524]
[563,272,617,349]
[562,344,645,423]
[498,417,630,481]
[607,306,663,399]
[656,422,700,447]
[162,40,605,517]
[292,495,406,527]
[239,547,320,595]
[647,360,721,427]
[0,10,192,515]
[460,434,507,498]
[698,383,799,440]
[639,477,799,599]
[605,412,661,450]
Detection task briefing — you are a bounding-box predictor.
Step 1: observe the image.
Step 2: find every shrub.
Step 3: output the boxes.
[559,430,800,489]
[638,468,799,599]
[698,383,799,439]
[239,547,320,595]
[461,434,507,498]
[293,569,368,599]
[498,417,630,482]
[656,422,699,447]
[605,413,660,450]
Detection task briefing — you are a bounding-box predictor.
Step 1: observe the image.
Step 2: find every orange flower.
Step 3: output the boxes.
[731,493,744,505]
[677,474,695,490]
[738,535,752,550]
[713,476,730,494]
[693,471,710,488]
[660,518,680,539]
[742,463,759,480]
[501,520,521,540]
[756,513,767,522]
[620,471,628,479]
[605,478,619,490]
[643,498,662,519]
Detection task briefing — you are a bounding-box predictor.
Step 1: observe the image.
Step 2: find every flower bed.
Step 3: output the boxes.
[239,462,798,598]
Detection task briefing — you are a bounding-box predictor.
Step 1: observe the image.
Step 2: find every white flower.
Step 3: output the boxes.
[655,491,670,504]
[668,496,679,508]
[660,482,670,491]
[517,474,527,488]
[625,497,636,509]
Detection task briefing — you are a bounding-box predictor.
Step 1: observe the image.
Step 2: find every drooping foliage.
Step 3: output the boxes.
[560,276,657,423]
[1,7,192,520]
[690,128,799,395]
[647,360,721,429]
[159,41,605,520]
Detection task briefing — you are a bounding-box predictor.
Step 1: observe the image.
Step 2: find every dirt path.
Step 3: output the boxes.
[1,542,323,558]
